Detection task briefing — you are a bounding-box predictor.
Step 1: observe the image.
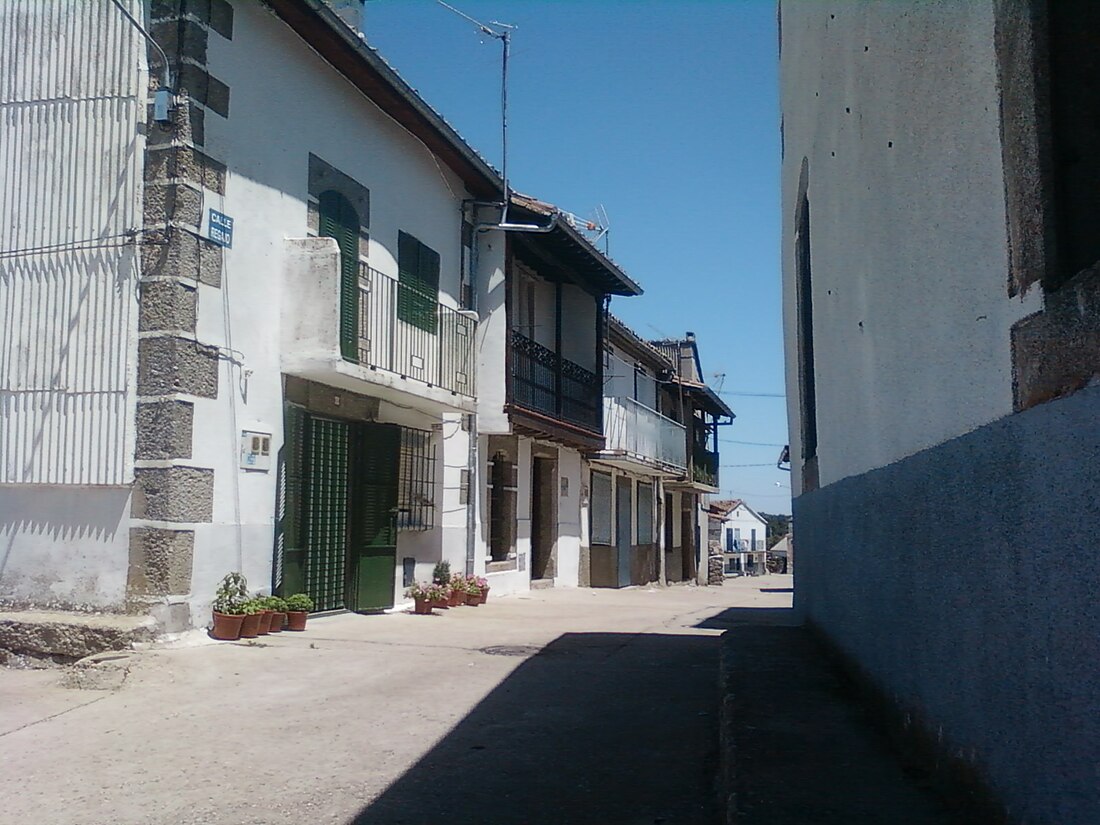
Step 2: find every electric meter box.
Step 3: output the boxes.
[240,430,272,471]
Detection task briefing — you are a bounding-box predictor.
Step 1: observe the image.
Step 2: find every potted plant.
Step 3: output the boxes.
[238,598,263,638]
[211,572,249,640]
[448,573,467,607]
[432,581,451,610]
[470,575,490,605]
[432,561,451,585]
[463,576,482,607]
[284,593,313,631]
[264,596,288,632]
[405,582,445,615]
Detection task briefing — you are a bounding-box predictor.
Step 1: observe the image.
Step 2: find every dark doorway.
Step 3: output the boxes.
[681,494,696,582]
[615,477,632,587]
[530,456,557,581]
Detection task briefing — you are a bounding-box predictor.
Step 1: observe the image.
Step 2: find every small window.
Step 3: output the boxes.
[590,472,612,545]
[397,231,440,333]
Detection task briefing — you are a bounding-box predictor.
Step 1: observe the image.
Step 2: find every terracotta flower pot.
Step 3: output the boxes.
[256,611,273,635]
[210,611,244,641]
[413,598,433,615]
[448,589,465,607]
[285,611,308,631]
[465,591,481,606]
[268,612,286,632]
[431,598,449,611]
[240,612,262,638]
[480,587,490,605]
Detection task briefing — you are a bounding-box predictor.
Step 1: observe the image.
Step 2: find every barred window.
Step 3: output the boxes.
[396,427,436,530]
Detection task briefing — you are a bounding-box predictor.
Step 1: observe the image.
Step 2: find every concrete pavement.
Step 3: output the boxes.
[0,577,790,825]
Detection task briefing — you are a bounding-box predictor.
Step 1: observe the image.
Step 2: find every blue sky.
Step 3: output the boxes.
[367,0,791,514]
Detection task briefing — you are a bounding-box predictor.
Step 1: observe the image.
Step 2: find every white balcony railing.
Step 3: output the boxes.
[602,396,687,471]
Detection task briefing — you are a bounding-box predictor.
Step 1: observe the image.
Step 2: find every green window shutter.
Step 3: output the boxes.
[351,423,402,547]
[277,404,308,596]
[319,190,361,362]
[397,230,439,334]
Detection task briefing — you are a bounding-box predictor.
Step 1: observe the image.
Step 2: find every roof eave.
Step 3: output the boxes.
[264,0,503,199]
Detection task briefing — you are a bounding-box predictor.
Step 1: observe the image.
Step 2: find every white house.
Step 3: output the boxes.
[708,500,767,576]
[650,334,735,585]
[474,194,643,595]
[1,0,508,628]
[781,2,1100,820]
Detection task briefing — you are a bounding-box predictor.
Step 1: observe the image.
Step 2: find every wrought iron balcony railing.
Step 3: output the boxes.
[355,264,476,397]
[511,330,601,432]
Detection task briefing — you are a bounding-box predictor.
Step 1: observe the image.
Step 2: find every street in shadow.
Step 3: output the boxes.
[351,628,735,825]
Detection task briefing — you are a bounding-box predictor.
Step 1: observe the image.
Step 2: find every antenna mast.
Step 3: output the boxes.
[436,1,516,222]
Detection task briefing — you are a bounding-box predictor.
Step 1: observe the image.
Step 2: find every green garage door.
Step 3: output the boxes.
[305,417,351,612]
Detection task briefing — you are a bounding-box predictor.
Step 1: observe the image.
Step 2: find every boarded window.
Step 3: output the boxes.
[397,231,440,333]
[590,471,612,545]
[636,482,654,544]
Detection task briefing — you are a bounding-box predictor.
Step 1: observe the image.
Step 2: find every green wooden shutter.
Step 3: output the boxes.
[276,404,308,596]
[397,231,439,334]
[318,190,360,362]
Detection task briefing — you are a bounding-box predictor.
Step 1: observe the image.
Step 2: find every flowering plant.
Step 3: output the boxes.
[463,575,482,596]
[406,581,447,602]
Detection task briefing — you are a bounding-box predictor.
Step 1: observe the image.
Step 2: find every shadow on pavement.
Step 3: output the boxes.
[694,606,799,631]
[351,630,724,825]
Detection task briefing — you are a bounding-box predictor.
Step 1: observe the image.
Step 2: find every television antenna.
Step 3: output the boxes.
[436,1,517,221]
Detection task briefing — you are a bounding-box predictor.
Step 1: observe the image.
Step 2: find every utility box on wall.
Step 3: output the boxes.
[240,431,272,471]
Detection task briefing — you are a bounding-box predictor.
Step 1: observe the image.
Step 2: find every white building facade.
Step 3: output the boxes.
[1,0,506,628]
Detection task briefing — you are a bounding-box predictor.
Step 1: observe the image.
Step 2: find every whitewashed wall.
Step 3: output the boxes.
[185,1,484,616]
[0,0,143,486]
[780,1,1042,494]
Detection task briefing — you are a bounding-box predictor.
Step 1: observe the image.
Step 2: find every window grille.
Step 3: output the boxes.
[396,427,436,531]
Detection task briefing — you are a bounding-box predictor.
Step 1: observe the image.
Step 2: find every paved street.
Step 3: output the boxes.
[0,577,792,825]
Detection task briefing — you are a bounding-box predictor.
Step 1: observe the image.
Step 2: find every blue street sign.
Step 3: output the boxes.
[208,209,234,248]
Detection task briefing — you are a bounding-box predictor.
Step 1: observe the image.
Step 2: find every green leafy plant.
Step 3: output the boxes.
[450,573,470,593]
[463,575,482,595]
[240,599,262,616]
[285,593,314,612]
[213,572,249,615]
[262,595,288,613]
[432,561,451,585]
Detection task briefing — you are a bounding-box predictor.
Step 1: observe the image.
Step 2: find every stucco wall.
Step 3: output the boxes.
[176,1,480,618]
[779,0,1041,494]
[0,486,132,609]
[793,385,1100,825]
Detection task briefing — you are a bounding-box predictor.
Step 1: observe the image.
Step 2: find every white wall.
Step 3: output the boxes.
[0,2,144,609]
[475,226,509,433]
[183,1,481,615]
[0,486,132,609]
[780,1,1041,495]
[0,1,142,488]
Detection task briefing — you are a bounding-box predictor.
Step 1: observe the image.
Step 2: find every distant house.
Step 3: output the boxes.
[708,500,768,576]
[650,334,735,584]
[584,317,685,587]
